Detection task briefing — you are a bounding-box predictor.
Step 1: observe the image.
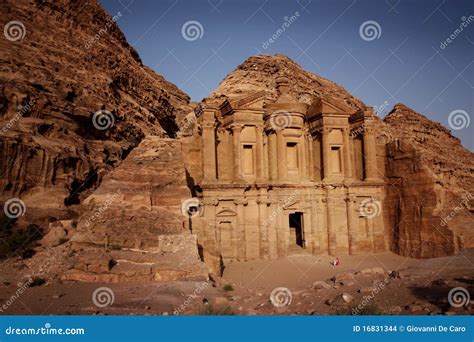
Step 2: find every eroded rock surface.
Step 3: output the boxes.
[381,104,473,258]
[67,137,208,282]
[0,0,191,226]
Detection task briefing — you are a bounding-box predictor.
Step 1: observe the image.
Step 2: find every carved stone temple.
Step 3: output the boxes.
[186,76,387,265]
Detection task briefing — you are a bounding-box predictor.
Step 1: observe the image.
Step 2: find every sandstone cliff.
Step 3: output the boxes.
[381,104,473,258]
[204,54,364,111]
[66,137,208,282]
[0,0,191,225]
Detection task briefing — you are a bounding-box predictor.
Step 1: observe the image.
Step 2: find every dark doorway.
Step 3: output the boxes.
[289,212,304,248]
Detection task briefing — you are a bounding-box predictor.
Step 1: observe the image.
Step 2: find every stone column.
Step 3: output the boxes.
[232,125,242,180]
[322,128,331,181]
[342,127,353,180]
[235,198,247,261]
[303,208,311,250]
[301,131,309,179]
[308,133,315,180]
[268,133,277,181]
[255,126,264,181]
[276,129,287,180]
[363,127,378,180]
[266,201,278,259]
[368,218,375,252]
[257,191,268,259]
[325,197,337,256]
[346,194,357,254]
[202,123,217,181]
[263,134,269,180]
[310,198,319,254]
[319,197,329,254]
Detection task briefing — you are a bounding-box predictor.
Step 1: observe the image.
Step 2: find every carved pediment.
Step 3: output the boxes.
[216,207,237,217]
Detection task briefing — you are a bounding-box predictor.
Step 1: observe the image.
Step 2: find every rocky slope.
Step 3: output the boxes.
[0,0,472,284]
[381,104,473,258]
[0,0,191,226]
[203,54,364,111]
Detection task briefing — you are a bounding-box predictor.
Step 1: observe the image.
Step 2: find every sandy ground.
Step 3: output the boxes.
[0,249,472,315]
[222,252,419,290]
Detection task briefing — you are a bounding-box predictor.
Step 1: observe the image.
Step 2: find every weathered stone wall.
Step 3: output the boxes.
[0,0,191,226]
[67,137,208,282]
[380,104,473,258]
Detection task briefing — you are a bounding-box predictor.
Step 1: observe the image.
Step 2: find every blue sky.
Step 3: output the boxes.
[100,0,473,150]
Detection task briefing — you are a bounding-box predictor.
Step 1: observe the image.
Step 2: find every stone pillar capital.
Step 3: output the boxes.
[231,124,243,132]
[234,198,248,206]
[322,127,331,135]
[202,198,219,206]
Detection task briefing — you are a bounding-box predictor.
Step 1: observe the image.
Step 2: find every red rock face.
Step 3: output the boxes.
[1,0,472,283]
[381,104,473,258]
[204,54,364,111]
[0,0,191,224]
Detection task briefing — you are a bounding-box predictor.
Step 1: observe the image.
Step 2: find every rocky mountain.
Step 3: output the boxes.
[381,104,473,258]
[0,0,191,225]
[204,54,364,111]
[0,0,471,283]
